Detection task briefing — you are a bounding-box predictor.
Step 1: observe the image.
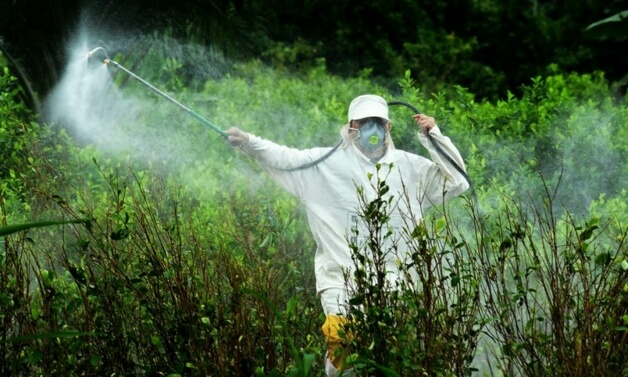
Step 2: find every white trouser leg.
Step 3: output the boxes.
[320,287,347,316]
[325,351,339,376]
[321,288,355,376]
[325,351,355,377]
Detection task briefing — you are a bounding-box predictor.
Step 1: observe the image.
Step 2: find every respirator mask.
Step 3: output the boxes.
[350,118,387,153]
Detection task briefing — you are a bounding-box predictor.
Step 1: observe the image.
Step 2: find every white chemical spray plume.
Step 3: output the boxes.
[44,27,628,218]
[45,35,142,152]
[41,27,347,202]
[42,28,279,202]
[44,33,219,173]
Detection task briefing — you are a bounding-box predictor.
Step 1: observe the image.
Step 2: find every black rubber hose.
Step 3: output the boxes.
[387,100,471,185]
[388,100,486,240]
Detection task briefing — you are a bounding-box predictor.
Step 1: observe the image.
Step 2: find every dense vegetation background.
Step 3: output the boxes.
[1,1,627,376]
[1,0,627,106]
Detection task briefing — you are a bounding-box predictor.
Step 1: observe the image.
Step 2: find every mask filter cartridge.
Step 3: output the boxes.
[353,119,386,153]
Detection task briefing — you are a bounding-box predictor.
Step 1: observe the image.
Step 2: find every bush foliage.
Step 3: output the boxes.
[1,43,627,376]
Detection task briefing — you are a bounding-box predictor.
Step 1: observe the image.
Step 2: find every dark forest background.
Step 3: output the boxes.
[1,0,627,110]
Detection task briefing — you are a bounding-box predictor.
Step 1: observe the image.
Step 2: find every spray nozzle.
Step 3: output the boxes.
[86,47,110,68]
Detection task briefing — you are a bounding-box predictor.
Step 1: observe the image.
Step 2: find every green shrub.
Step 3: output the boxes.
[1,42,627,376]
[341,164,482,376]
[470,176,628,377]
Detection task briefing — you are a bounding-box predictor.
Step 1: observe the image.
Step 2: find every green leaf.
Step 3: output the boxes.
[594,252,611,267]
[151,336,162,346]
[30,303,39,320]
[110,227,129,240]
[286,296,297,317]
[260,233,272,248]
[302,352,315,376]
[345,357,400,377]
[90,354,102,367]
[578,224,598,243]
[0,219,87,237]
[29,349,43,364]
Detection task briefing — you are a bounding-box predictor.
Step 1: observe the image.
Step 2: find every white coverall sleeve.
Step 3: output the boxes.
[237,134,327,198]
[417,126,470,206]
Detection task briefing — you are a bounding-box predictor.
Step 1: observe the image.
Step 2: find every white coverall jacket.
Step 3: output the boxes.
[240,125,469,314]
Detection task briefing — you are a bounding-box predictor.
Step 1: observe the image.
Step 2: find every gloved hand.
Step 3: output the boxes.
[225,127,250,146]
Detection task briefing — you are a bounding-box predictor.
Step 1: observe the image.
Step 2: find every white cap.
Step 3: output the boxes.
[348,94,389,122]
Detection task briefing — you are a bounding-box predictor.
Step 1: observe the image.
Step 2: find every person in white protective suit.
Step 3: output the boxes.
[225,94,469,376]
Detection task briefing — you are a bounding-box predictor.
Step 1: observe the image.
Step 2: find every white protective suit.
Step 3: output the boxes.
[239,123,469,316]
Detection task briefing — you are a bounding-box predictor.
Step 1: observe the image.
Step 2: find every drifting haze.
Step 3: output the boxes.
[43,23,627,219]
